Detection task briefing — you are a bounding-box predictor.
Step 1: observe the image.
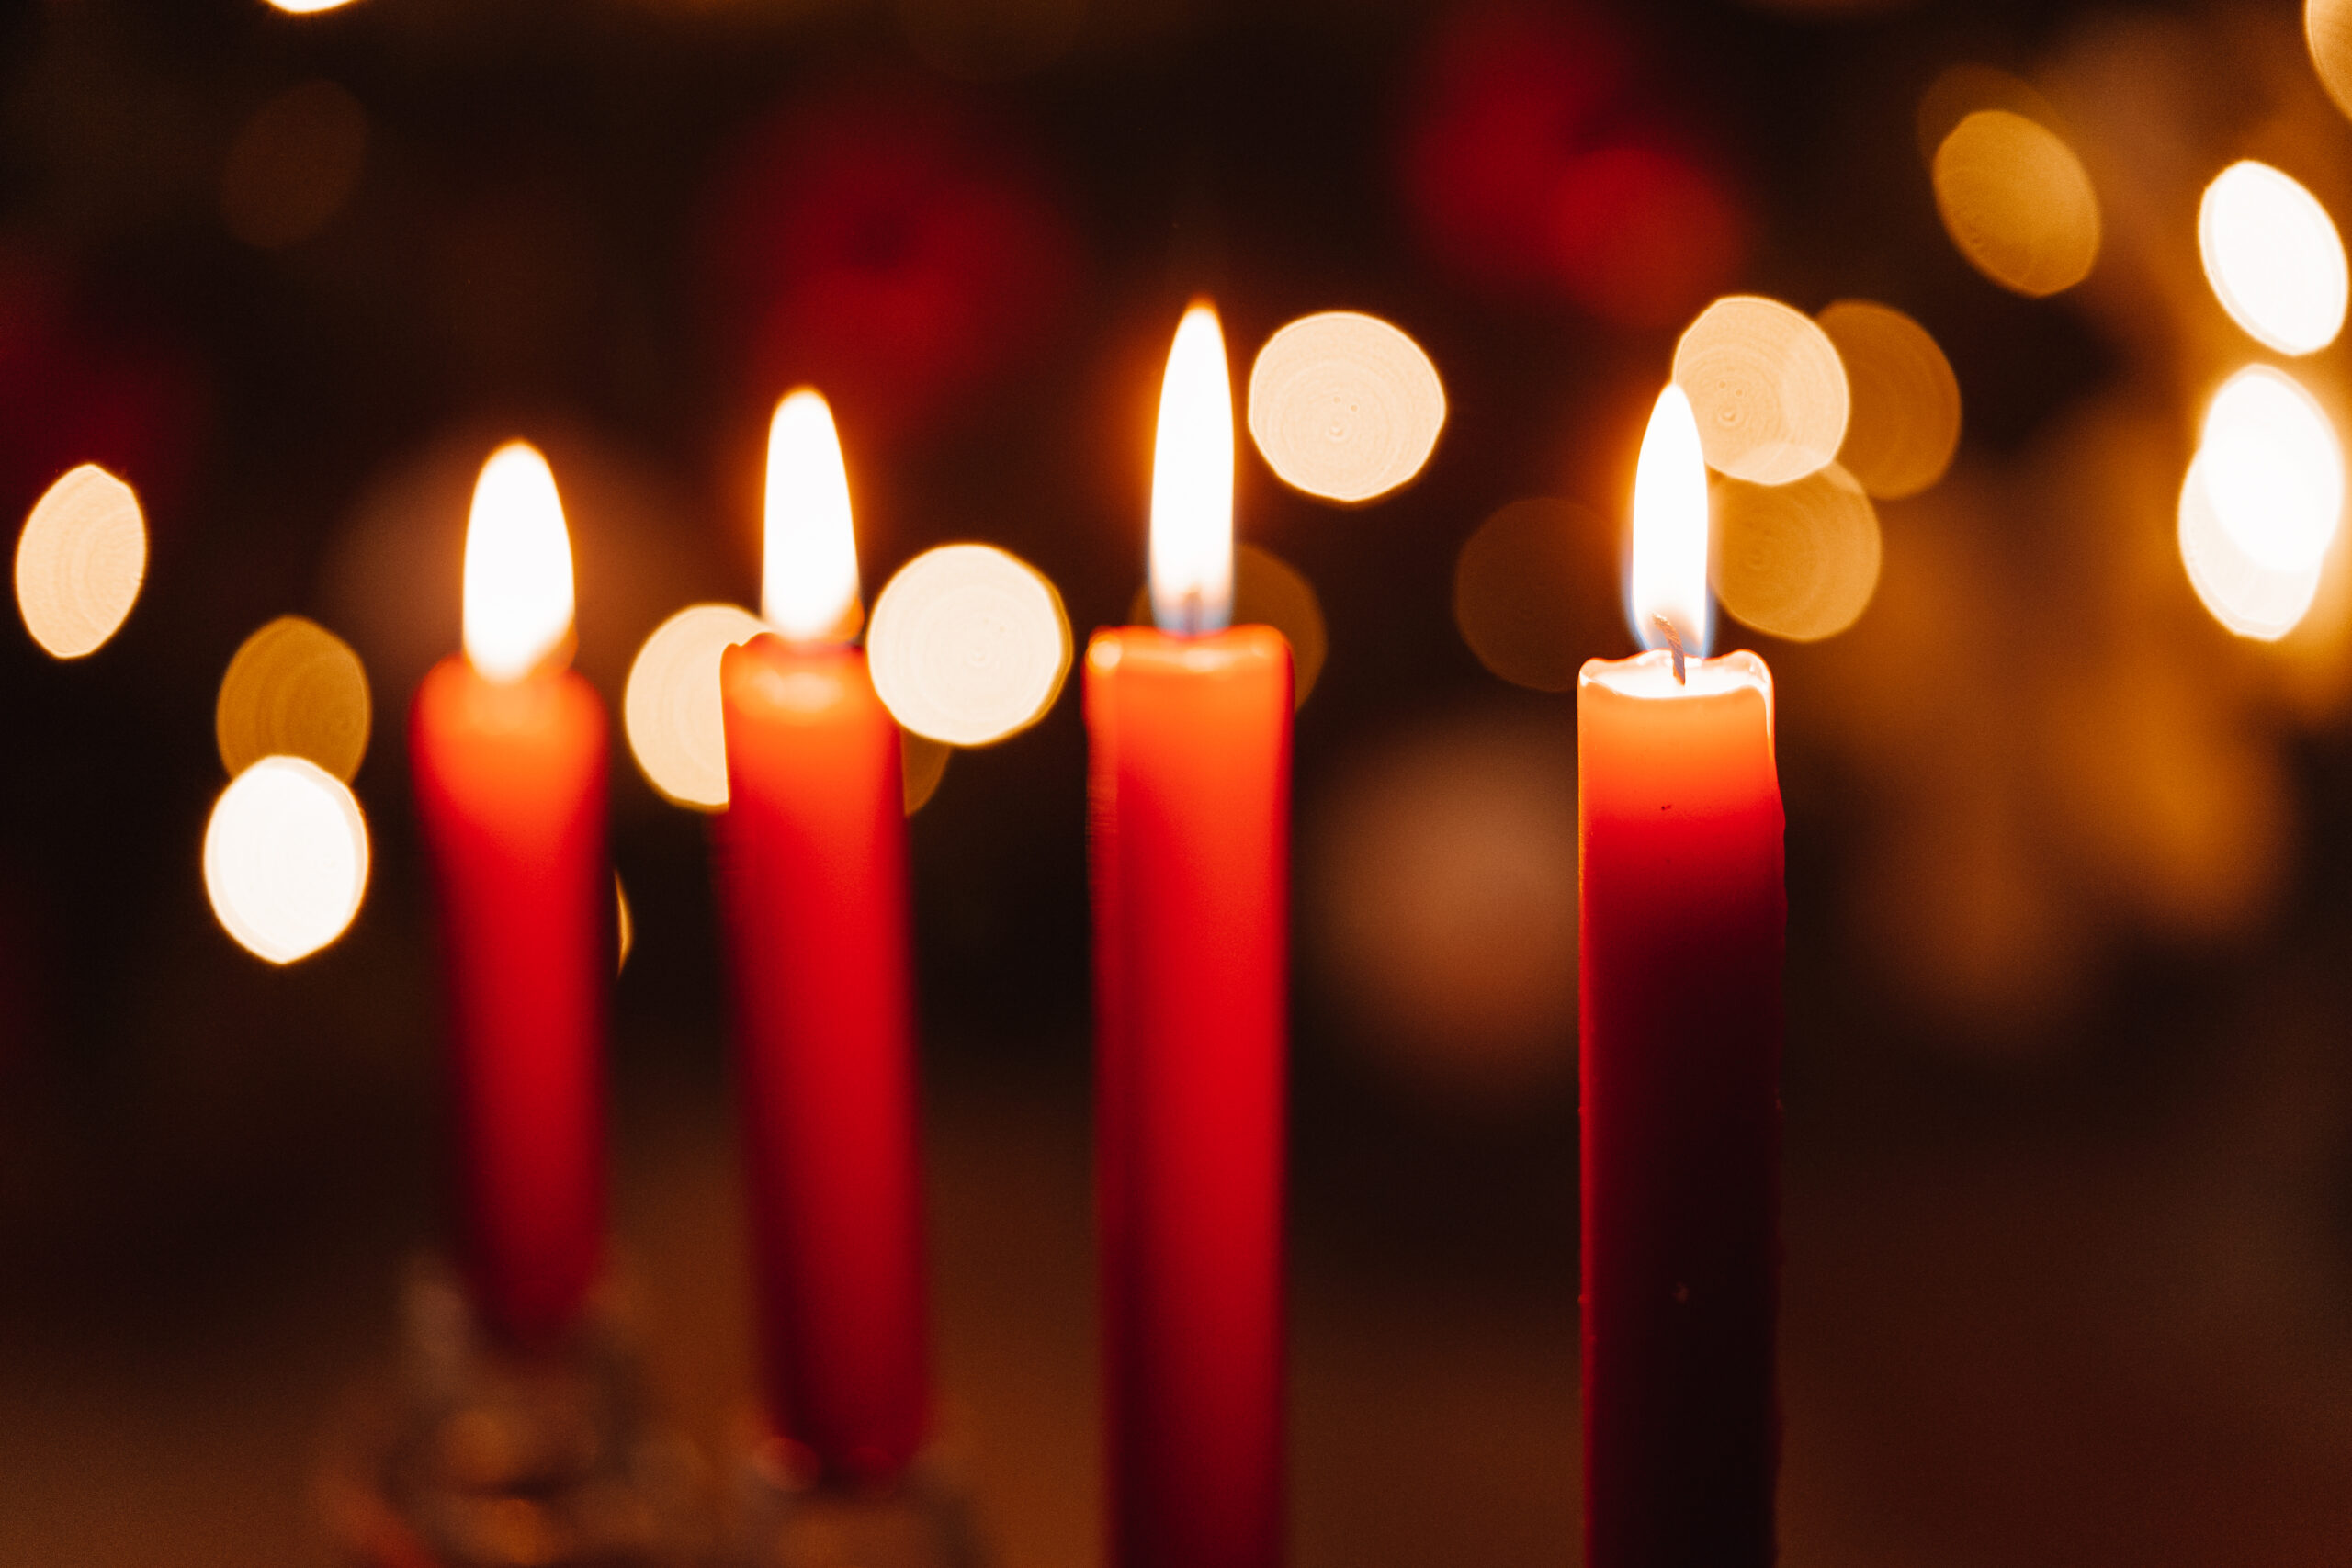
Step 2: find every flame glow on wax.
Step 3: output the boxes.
[462,443,575,682]
[1149,303,1236,635]
[763,389,863,645]
[1627,384,1713,660]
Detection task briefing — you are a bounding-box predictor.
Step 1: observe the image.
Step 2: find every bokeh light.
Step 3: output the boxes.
[2310,0,2352,125]
[623,603,768,810]
[2196,366,2342,572]
[902,730,952,815]
[2177,450,2324,640]
[220,81,367,251]
[1713,464,1883,642]
[1914,63,2061,164]
[1550,144,1750,331]
[15,464,144,660]
[2197,161,2347,355]
[1672,296,1849,486]
[1311,715,1577,1100]
[868,544,1070,746]
[616,874,634,973]
[462,443,573,682]
[1815,300,1962,500]
[1931,109,2101,298]
[203,756,369,965]
[1126,542,1329,706]
[1246,311,1445,504]
[1452,498,1604,693]
[215,615,372,783]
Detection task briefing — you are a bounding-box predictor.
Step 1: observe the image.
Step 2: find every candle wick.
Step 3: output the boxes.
[1652,615,1687,685]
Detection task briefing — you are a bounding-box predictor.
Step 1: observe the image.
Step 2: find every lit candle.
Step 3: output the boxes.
[1578,386,1784,1567]
[717,389,928,1485]
[1086,303,1292,1568]
[410,443,612,1346]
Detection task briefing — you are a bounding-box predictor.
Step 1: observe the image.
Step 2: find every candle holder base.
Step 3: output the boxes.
[319,1256,714,1568]
[730,1433,981,1568]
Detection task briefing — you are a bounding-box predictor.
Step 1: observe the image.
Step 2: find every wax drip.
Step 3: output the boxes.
[1651,615,1687,685]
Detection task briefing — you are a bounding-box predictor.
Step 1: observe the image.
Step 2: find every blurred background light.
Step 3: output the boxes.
[623,603,767,810]
[2196,365,2342,573]
[1931,108,2102,298]
[1246,311,1445,504]
[1126,541,1328,706]
[1452,498,1603,692]
[1815,299,1962,499]
[1914,63,2063,164]
[868,543,1070,745]
[1713,463,1883,641]
[14,463,144,660]
[2310,0,2352,124]
[2178,448,2325,640]
[202,756,369,965]
[2198,161,2347,355]
[902,730,952,815]
[220,81,367,251]
[1672,295,1849,485]
[215,615,371,782]
[616,874,634,974]
[263,0,363,11]
[1549,143,1750,331]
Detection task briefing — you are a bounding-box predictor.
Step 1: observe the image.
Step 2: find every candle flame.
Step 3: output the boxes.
[462,442,574,682]
[1628,384,1713,659]
[763,389,863,644]
[1149,302,1235,635]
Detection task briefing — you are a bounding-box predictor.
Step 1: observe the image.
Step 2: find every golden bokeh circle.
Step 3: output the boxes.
[1672,296,1850,485]
[216,615,372,783]
[868,544,1072,746]
[623,603,769,810]
[15,464,146,660]
[1931,109,2101,299]
[1126,542,1329,706]
[203,755,370,965]
[2198,161,2347,356]
[1713,464,1883,642]
[2178,449,2324,640]
[1815,300,1962,501]
[901,729,952,814]
[2311,0,2352,125]
[1246,311,1445,504]
[1453,499,1600,692]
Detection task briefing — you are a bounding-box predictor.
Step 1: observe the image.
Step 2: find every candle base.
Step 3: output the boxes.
[729,1428,980,1568]
[319,1256,713,1568]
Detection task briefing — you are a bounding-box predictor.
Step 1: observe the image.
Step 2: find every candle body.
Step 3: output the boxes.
[1086,626,1292,1568]
[1578,649,1783,1568]
[410,656,611,1347]
[717,634,928,1485]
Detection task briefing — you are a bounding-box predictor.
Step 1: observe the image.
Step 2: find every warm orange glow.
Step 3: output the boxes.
[1628,385,1713,658]
[901,730,952,814]
[1931,109,2100,298]
[616,874,634,973]
[763,389,862,644]
[2312,0,2352,124]
[2198,161,2346,355]
[216,615,371,782]
[461,442,574,683]
[1713,464,1883,641]
[1246,310,1445,503]
[623,603,769,809]
[16,464,145,660]
[204,756,370,964]
[1149,302,1236,633]
[1673,295,1849,485]
[264,0,362,12]
[867,544,1071,745]
[1815,299,1962,500]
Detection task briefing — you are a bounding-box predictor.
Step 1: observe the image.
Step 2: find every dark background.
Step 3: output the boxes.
[6,0,2352,1562]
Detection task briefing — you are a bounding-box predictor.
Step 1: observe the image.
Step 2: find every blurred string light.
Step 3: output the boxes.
[220,81,367,250]
[1246,311,1445,504]
[1814,300,1962,500]
[1453,499,1600,693]
[2177,366,2344,639]
[216,615,371,782]
[2310,0,2352,124]
[1713,464,1883,641]
[1671,296,1849,486]
[1930,108,2101,298]
[867,544,1071,746]
[15,464,144,660]
[203,756,369,964]
[2198,161,2347,355]
[623,603,767,810]
[1125,542,1329,707]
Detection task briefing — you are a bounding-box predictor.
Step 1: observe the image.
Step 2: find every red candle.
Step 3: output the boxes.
[411,442,611,1347]
[1578,387,1784,1567]
[1088,304,1292,1568]
[716,390,927,1484]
